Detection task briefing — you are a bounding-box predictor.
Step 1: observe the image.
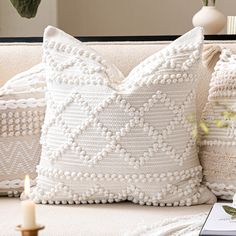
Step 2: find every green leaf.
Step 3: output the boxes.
[186,113,196,123]
[202,0,208,6]
[222,111,236,120]
[10,0,41,18]
[199,121,209,135]
[223,205,236,217]
[213,120,228,128]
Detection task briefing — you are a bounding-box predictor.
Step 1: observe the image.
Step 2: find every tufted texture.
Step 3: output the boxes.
[30,26,217,206]
[2,42,236,119]
[200,49,236,200]
[1,35,236,201]
[0,64,45,196]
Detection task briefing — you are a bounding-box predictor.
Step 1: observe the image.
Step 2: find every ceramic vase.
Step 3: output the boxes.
[192,6,226,34]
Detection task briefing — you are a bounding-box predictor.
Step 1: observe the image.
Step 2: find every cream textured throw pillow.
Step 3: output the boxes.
[201,49,236,200]
[32,26,215,205]
[0,64,45,197]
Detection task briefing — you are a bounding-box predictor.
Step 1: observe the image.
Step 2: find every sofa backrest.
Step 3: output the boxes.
[0,40,236,116]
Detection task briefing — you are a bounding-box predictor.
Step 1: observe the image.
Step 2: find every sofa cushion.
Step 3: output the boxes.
[0,41,230,120]
[0,43,42,87]
[0,64,45,196]
[200,49,236,200]
[0,198,212,236]
[0,38,236,201]
[30,26,216,206]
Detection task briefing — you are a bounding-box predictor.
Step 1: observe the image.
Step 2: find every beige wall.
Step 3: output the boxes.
[58,0,236,36]
[0,0,57,37]
[0,0,236,37]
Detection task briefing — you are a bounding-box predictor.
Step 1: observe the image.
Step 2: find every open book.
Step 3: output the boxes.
[200,203,236,236]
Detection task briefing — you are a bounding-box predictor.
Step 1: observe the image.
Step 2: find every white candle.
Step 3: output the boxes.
[21,175,36,228]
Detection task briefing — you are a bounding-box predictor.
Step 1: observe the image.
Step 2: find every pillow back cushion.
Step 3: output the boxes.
[200,49,236,200]
[0,64,45,196]
[31,26,215,205]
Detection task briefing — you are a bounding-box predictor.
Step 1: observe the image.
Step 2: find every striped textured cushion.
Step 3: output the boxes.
[0,64,45,196]
[201,49,236,200]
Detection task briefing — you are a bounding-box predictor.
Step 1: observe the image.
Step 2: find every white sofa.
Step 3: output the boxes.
[0,39,235,236]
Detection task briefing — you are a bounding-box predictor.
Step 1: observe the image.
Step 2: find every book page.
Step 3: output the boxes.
[204,203,236,231]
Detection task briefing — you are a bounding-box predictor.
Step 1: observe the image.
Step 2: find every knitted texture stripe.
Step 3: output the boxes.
[0,64,45,196]
[200,49,236,200]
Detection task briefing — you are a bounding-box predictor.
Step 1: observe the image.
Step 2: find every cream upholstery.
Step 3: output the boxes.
[1,198,211,236]
[0,40,235,235]
[1,41,236,116]
[0,43,42,86]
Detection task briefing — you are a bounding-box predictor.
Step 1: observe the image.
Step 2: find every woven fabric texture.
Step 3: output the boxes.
[0,64,45,196]
[31,26,216,206]
[200,49,236,200]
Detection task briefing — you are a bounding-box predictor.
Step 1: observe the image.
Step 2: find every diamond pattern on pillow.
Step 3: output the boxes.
[31,26,216,206]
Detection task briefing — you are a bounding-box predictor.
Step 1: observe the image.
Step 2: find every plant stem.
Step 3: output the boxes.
[212,0,216,6]
[202,0,208,6]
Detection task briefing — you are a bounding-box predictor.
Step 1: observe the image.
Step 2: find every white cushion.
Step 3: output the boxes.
[0,64,45,196]
[32,26,216,206]
[200,49,236,200]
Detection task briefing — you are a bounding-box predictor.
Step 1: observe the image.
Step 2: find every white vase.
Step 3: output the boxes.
[192,6,226,34]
